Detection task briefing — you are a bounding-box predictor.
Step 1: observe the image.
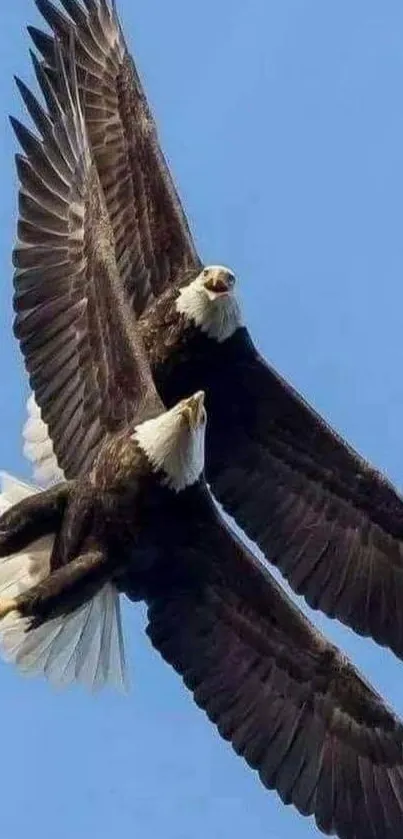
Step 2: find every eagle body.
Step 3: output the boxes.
[89,431,210,602]
[0,386,208,684]
[139,290,222,397]
[0,417,204,598]
[137,276,246,416]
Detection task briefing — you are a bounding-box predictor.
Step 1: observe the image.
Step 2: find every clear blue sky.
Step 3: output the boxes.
[1,2,403,837]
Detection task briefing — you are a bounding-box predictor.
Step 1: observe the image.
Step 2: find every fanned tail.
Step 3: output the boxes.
[0,584,128,692]
[0,473,128,692]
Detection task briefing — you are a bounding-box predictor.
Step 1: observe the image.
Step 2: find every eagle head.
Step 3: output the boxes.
[133,391,206,492]
[176,265,242,342]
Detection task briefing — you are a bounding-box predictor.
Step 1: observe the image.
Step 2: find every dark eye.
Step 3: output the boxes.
[203,269,209,277]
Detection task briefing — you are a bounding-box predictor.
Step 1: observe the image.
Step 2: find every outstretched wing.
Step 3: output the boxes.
[12,40,162,479]
[29,0,202,316]
[203,328,403,661]
[143,487,403,839]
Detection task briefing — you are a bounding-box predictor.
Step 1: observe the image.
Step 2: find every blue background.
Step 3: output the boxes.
[1,2,403,837]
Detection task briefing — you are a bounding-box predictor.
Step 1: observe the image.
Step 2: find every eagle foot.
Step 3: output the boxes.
[0,597,18,619]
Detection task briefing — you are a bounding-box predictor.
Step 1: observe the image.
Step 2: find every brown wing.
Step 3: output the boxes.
[12,41,162,479]
[202,328,403,660]
[143,488,403,839]
[29,0,202,317]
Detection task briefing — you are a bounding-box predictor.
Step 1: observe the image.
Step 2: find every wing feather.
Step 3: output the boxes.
[142,491,403,839]
[30,0,201,316]
[203,328,403,661]
[12,39,161,479]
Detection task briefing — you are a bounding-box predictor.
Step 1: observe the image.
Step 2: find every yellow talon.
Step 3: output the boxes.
[0,598,18,619]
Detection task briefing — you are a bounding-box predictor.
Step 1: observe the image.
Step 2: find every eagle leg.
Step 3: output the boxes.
[0,481,71,557]
[10,549,111,624]
[0,597,17,618]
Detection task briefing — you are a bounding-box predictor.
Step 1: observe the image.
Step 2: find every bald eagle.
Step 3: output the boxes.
[3,28,403,839]
[25,0,403,665]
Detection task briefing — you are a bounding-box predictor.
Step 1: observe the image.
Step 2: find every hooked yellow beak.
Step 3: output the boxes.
[204,269,236,297]
[180,391,206,430]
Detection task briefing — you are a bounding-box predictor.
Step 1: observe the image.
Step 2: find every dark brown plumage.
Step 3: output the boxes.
[26,0,403,667]
[144,487,403,839]
[143,291,403,661]
[6,7,403,838]
[29,0,201,315]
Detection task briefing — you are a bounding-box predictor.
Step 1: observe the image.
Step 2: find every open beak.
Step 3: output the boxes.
[181,391,206,429]
[204,270,235,298]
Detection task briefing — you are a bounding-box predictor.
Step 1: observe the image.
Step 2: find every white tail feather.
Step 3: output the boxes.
[23,395,65,487]
[0,472,128,692]
[0,585,127,692]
